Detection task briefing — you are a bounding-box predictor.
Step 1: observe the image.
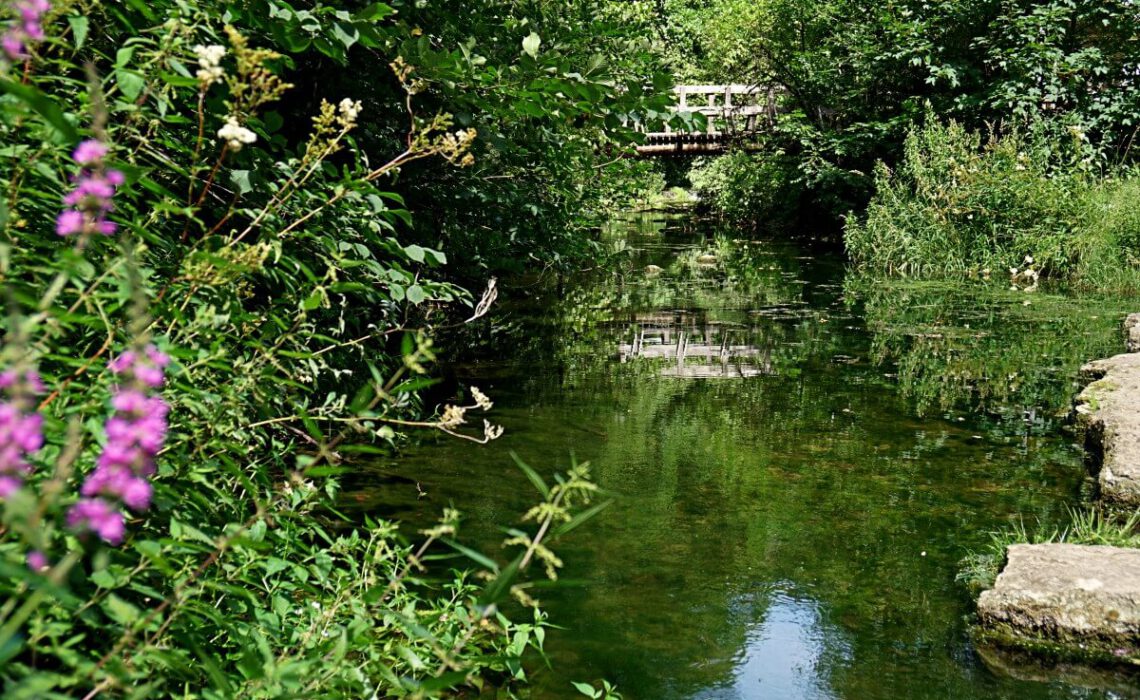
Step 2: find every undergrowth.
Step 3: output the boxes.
[846,118,1140,292]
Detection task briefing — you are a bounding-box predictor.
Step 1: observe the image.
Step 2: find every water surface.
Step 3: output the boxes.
[347,213,1136,699]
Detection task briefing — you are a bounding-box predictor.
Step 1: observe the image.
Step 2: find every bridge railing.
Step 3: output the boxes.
[645,84,785,137]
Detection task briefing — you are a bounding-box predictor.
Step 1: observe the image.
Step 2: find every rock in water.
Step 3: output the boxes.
[1126,313,1140,353]
[1075,352,1140,506]
[977,543,1140,661]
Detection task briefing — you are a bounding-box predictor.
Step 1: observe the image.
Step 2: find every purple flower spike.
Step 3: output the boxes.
[72,139,108,166]
[0,369,44,500]
[72,345,171,545]
[56,139,123,238]
[2,0,50,61]
[67,498,125,546]
[0,476,22,498]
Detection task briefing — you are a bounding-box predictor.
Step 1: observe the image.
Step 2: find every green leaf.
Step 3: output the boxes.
[67,15,89,49]
[478,553,523,607]
[230,170,253,195]
[116,70,146,101]
[442,539,500,572]
[356,3,395,21]
[0,78,79,142]
[114,46,135,69]
[554,500,612,537]
[302,289,323,310]
[572,681,599,697]
[332,22,359,50]
[90,569,117,589]
[511,452,550,499]
[405,284,426,304]
[414,672,473,693]
[404,244,426,262]
[522,32,541,58]
[102,594,141,626]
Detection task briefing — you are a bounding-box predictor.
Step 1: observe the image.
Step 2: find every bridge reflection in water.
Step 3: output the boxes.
[618,311,774,378]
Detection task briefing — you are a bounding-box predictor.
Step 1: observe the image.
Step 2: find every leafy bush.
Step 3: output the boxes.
[0,2,610,697]
[689,149,802,228]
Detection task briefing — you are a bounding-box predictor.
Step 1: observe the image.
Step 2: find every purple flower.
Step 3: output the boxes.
[71,345,171,545]
[72,139,108,166]
[0,369,44,499]
[109,345,170,388]
[1,0,50,61]
[0,476,22,498]
[56,138,123,238]
[26,550,49,572]
[1,34,21,59]
[67,498,125,545]
[55,209,84,236]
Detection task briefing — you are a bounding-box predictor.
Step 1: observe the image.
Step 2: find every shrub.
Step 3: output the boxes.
[1073,177,1140,292]
[846,118,1087,277]
[689,149,803,228]
[0,3,603,697]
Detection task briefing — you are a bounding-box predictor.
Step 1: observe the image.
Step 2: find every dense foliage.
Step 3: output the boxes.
[0,0,675,696]
[651,0,1140,227]
[847,118,1140,289]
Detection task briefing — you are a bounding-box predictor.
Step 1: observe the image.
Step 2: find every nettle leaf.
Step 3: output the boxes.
[116,70,147,101]
[102,594,142,626]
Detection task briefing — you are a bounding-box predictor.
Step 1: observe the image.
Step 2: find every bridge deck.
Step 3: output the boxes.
[633,84,784,156]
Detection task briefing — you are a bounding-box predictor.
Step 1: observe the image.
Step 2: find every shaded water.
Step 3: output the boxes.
[347,213,1138,699]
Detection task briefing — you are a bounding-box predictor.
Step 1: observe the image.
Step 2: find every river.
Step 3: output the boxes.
[345,212,1137,699]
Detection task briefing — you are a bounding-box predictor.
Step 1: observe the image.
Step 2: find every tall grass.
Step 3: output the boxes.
[958,508,1140,593]
[846,118,1140,292]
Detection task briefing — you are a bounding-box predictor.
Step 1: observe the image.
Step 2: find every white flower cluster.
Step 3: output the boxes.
[194,44,226,86]
[338,98,363,127]
[470,386,493,411]
[218,116,257,151]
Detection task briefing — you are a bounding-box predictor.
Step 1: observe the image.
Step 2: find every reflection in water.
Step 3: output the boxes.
[343,214,1134,700]
[697,589,847,700]
[619,312,774,378]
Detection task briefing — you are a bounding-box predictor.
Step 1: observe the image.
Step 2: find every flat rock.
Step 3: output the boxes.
[1075,352,1140,506]
[977,544,1140,660]
[1127,313,1140,353]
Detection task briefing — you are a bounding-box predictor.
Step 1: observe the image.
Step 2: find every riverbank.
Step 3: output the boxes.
[975,313,1140,681]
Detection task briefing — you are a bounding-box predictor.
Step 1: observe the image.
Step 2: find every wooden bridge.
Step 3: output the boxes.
[634,84,784,157]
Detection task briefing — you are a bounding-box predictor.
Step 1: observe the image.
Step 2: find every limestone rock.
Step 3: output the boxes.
[977,544,1140,660]
[1075,352,1140,506]
[1127,313,1140,353]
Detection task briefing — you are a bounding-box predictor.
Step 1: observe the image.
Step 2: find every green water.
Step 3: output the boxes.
[347,213,1139,699]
